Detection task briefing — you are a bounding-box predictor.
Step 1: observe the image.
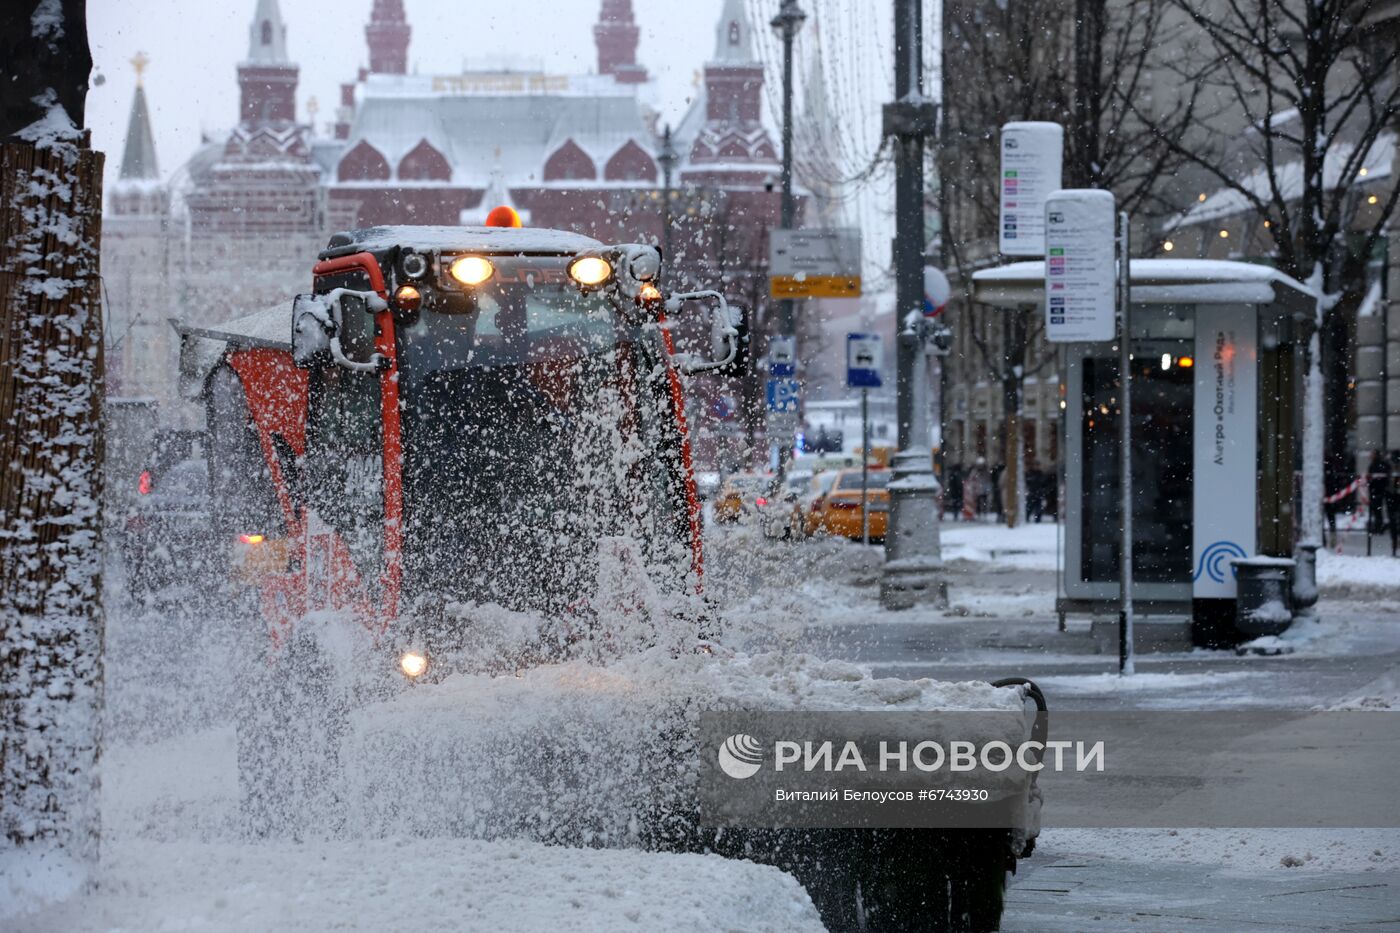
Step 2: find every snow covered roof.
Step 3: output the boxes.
[174,302,292,351]
[971,259,1312,307]
[323,225,603,256]
[337,75,656,188]
[1168,132,1395,230]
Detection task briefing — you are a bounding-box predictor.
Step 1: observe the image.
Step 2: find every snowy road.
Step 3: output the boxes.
[11,522,1397,930]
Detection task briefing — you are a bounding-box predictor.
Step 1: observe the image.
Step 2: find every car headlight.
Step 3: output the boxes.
[399,651,428,679]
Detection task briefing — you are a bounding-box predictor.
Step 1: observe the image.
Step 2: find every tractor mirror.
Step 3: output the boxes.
[664,290,747,376]
[291,290,389,374]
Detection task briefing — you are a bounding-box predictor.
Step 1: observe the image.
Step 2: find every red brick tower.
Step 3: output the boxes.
[366,0,411,75]
[594,0,648,84]
[683,0,778,185]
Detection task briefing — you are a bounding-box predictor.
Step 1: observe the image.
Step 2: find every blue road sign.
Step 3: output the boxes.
[846,333,883,389]
[766,378,801,413]
[768,335,796,377]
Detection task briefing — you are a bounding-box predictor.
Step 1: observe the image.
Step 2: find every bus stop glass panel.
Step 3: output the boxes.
[1080,306,1195,585]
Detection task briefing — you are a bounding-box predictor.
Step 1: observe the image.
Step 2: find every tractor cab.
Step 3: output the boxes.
[192,219,741,675]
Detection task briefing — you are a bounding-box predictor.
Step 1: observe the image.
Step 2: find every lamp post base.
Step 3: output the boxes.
[880,448,948,610]
[880,566,949,610]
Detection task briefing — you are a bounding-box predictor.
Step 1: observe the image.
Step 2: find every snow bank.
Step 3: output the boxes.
[388,648,1025,715]
[0,844,86,924]
[1316,551,1400,598]
[1032,671,1271,708]
[702,521,1060,640]
[345,649,1030,842]
[12,838,823,933]
[1035,671,1265,692]
[941,522,1060,571]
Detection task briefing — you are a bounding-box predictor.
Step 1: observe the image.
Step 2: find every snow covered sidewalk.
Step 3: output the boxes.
[2,838,824,932]
[1316,549,1400,598]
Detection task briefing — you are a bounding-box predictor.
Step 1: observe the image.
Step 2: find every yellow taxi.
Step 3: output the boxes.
[712,472,771,524]
[803,468,890,541]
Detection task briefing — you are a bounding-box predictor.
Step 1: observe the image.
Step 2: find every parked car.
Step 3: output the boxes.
[804,468,891,541]
[123,457,222,600]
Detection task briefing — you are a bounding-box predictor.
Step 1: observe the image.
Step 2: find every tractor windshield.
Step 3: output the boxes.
[394,260,693,615]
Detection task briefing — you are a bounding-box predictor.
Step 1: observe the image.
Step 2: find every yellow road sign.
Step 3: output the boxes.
[769,275,862,298]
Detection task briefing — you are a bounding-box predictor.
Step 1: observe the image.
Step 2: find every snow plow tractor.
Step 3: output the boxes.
[177,219,1044,932]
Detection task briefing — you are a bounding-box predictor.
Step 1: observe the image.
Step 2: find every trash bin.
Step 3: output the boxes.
[1231,557,1296,637]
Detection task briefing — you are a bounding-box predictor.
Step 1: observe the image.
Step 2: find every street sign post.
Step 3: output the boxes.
[768,335,796,377]
[845,333,883,389]
[769,228,863,298]
[1040,189,1134,675]
[766,377,801,414]
[1116,210,1134,676]
[999,122,1064,257]
[847,333,884,545]
[1044,190,1117,342]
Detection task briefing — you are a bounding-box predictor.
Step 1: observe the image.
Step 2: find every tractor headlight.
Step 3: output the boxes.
[398,651,429,679]
[448,256,495,287]
[568,256,614,288]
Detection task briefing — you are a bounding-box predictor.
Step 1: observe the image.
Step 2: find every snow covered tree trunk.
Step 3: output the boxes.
[0,132,106,860]
[1297,265,1336,549]
[1299,329,1325,547]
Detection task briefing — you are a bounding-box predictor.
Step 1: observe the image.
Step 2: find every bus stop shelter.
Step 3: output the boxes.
[971,259,1312,639]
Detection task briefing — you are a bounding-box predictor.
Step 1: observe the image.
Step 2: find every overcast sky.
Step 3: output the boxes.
[87,0,731,187]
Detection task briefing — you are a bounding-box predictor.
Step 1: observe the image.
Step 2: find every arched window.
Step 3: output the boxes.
[260,20,272,45]
[604,140,657,183]
[337,141,391,182]
[542,140,597,182]
[728,21,740,46]
[398,139,451,182]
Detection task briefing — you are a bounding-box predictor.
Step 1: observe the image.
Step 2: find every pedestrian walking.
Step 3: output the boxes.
[944,464,964,520]
[963,457,989,521]
[1025,460,1046,523]
[1365,449,1389,536]
[1389,451,1400,557]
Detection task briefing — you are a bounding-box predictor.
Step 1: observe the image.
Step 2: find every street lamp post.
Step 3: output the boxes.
[880,0,946,608]
[657,124,678,282]
[770,0,805,481]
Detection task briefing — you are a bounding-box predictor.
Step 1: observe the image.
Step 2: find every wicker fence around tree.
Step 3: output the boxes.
[0,132,106,859]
